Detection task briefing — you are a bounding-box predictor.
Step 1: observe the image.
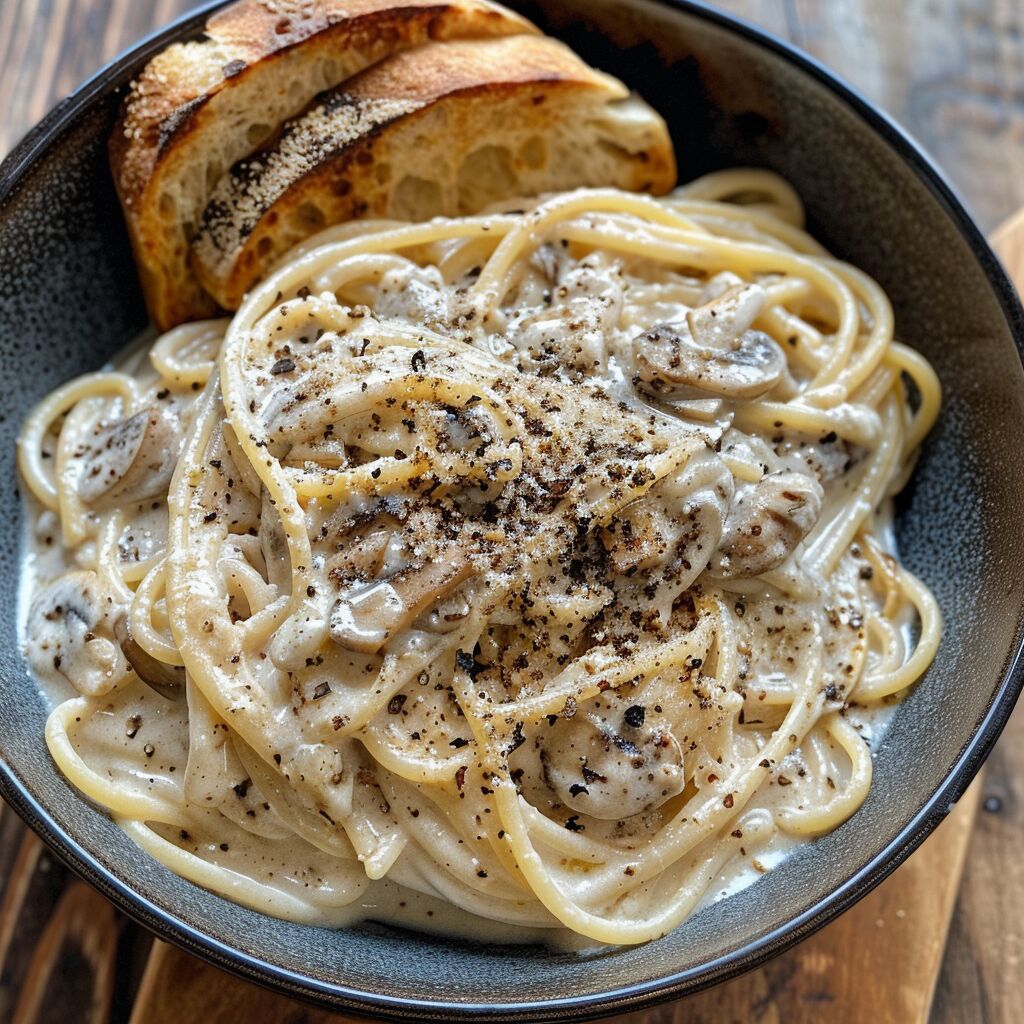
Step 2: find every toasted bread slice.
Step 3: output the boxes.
[190,35,676,308]
[110,0,535,330]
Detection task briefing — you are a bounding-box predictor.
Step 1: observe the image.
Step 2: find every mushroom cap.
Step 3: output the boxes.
[78,406,179,507]
[632,282,787,401]
[711,469,824,578]
[633,323,787,401]
[541,704,686,820]
[113,615,185,700]
[687,281,766,349]
[25,571,130,696]
[329,554,473,653]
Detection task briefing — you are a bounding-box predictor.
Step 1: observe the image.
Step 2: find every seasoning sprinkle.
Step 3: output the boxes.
[623,705,645,728]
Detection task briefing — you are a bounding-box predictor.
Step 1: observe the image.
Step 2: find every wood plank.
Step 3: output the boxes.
[930,594,1024,1020]
[130,941,358,1024]
[1,4,1023,1024]
[933,213,1024,1017]
[710,0,1024,233]
[0,829,127,1024]
[10,880,119,1024]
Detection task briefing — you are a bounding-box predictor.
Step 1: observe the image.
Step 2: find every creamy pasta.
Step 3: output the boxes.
[18,171,940,945]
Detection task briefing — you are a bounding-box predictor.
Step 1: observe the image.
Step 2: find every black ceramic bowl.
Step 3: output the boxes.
[2,1,1023,1020]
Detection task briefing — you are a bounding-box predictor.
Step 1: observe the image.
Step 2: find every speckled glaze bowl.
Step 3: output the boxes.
[1,1,1023,1020]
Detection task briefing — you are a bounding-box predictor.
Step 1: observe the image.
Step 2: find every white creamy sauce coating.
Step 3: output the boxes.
[16,491,911,945]
[16,182,940,948]
[19,509,578,943]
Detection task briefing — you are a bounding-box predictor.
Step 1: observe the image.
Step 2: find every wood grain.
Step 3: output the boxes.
[712,0,1024,232]
[0,807,148,1024]
[931,679,1024,1021]
[130,942,349,1024]
[125,780,984,1024]
[2,2,1024,1023]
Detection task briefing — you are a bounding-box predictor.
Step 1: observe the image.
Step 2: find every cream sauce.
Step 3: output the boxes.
[17,183,939,947]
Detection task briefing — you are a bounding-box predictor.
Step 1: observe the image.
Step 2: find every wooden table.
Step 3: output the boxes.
[2,2,1023,1022]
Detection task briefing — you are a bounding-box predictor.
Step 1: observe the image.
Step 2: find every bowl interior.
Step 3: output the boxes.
[1,1,1023,1019]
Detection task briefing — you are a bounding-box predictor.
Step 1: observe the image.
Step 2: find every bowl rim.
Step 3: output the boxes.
[2,1,1024,1020]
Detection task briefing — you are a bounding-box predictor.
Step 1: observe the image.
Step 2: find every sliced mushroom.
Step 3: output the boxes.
[600,449,733,582]
[633,322,786,401]
[319,494,407,550]
[540,703,686,820]
[686,281,766,349]
[511,255,623,376]
[325,531,391,588]
[259,488,291,593]
[25,571,130,696]
[330,554,473,653]
[710,470,824,578]
[113,615,185,700]
[633,282,787,401]
[78,406,179,507]
[698,270,745,304]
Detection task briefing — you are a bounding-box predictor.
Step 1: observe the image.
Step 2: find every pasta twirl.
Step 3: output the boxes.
[19,173,940,945]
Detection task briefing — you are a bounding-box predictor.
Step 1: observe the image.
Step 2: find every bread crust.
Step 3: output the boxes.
[191,35,676,308]
[110,0,534,329]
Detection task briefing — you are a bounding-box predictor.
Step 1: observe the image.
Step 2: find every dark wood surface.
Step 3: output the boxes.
[2,2,1023,1022]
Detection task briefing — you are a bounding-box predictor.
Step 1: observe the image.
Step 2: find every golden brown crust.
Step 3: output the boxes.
[342,30,620,102]
[111,0,533,205]
[109,0,534,329]
[202,0,527,55]
[190,36,676,308]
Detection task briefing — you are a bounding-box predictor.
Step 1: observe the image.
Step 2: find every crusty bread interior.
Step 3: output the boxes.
[110,0,535,329]
[190,35,677,308]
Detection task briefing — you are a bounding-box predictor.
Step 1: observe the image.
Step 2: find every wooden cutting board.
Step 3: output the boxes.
[0,213,1021,1024]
